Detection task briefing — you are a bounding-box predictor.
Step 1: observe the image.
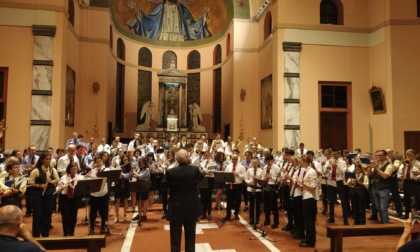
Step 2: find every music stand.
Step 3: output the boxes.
[250,178,275,242]
[214,172,235,228]
[127,180,152,230]
[97,169,124,236]
[73,178,104,235]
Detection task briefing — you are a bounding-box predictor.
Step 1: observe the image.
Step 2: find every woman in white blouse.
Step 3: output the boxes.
[56,162,84,236]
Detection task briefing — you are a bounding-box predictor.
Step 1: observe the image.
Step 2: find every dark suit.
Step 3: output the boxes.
[163,163,204,252]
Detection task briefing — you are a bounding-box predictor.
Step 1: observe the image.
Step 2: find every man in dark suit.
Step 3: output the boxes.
[162,149,204,252]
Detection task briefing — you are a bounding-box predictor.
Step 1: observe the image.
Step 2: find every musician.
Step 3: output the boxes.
[131,157,150,222]
[1,157,27,208]
[84,144,98,170]
[245,157,264,225]
[56,162,84,236]
[147,152,158,211]
[241,151,253,212]
[299,156,318,248]
[296,143,307,157]
[289,156,305,239]
[160,150,178,219]
[199,151,215,221]
[263,154,280,229]
[213,151,226,210]
[210,133,224,154]
[324,148,349,225]
[401,149,416,219]
[280,149,295,231]
[21,145,39,217]
[224,136,235,158]
[386,149,404,218]
[57,145,80,177]
[114,155,131,222]
[370,149,395,224]
[176,135,188,150]
[222,154,246,222]
[319,149,331,214]
[194,136,209,153]
[28,153,59,237]
[111,148,124,169]
[347,164,369,225]
[87,154,110,235]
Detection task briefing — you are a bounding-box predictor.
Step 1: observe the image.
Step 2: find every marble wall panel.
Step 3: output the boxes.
[284,52,300,73]
[33,36,53,61]
[30,126,50,150]
[285,103,300,125]
[33,65,52,90]
[284,77,300,99]
[285,130,300,148]
[31,96,51,120]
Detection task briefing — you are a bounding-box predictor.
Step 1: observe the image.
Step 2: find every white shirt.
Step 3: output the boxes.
[302,167,319,200]
[201,159,216,178]
[324,158,346,186]
[56,173,85,195]
[97,144,110,154]
[90,166,110,197]
[245,167,265,192]
[290,166,306,197]
[224,162,246,184]
[57,154,80,176]
[263,163,280,185]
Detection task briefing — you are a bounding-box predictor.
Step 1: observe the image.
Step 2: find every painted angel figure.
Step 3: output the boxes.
[138,101,152,130]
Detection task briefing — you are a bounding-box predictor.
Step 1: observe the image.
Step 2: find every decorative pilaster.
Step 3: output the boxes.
[283,42,302,148]
[31,25,56,150]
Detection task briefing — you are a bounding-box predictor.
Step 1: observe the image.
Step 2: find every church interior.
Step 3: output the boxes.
[1,0,420,251]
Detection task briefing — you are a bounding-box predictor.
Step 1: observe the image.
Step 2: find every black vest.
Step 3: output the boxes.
[372,162,391,190]
[34,167,56,195]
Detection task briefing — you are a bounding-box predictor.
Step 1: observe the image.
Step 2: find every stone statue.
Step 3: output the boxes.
[136,101,152,131]
[189,103,205,131]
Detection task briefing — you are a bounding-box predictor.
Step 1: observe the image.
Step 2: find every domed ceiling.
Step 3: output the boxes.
[90,0,250,47]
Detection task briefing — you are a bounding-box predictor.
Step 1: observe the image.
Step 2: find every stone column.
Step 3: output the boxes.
[31,25,56,151]
[283,42,302,148]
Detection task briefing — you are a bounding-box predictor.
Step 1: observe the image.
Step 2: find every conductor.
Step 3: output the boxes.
[161,149,204,252]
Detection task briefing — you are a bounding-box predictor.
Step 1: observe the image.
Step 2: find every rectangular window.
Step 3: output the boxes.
[321,85,347,108]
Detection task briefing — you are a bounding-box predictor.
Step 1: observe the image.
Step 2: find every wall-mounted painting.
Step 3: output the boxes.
[369,86,386,114]
[261,75,273,129]
[65,66,76,126]
[111,0,230,45]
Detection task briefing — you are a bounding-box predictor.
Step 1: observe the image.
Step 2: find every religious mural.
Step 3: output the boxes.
[111,0,232,45]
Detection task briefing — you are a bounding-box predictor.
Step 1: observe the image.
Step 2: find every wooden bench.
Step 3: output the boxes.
[36,235,106,252]
[326,224,404,252]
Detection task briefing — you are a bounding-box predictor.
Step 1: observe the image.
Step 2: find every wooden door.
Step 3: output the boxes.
[404,131,420,153]
[320,112,347,150]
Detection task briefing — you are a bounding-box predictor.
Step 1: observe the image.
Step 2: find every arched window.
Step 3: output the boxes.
[68,0,75,26]
[162,51,177,69]
[264,12,272,40]
[213,45,222,134]
[137,48,152,126]
[187,51,201,125]
[226,33,231,57]
[109,25,113,49]
[320,0,343,25]
[115,38,125,132]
